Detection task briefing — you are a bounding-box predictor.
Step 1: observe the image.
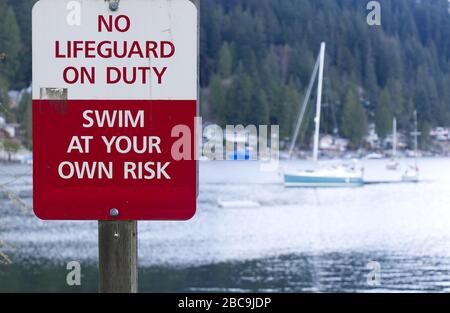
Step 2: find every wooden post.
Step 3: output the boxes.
[98,221,138,293]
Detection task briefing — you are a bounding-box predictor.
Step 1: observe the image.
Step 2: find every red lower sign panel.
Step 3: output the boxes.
[32,100,197,221]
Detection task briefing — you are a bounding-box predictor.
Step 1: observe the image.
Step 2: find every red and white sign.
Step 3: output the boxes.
[32,0,198,220]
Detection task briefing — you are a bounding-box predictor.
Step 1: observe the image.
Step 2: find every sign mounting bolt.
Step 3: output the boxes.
[110,208,119,218]
[108,0,120,12]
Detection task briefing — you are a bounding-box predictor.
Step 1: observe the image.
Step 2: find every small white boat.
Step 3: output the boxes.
[283,42,364,188]
[402,165,419,183]
[218,199,261,209]
[365,153,384,160]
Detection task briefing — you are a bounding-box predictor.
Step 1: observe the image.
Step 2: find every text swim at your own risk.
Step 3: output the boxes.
[59,109,173,181]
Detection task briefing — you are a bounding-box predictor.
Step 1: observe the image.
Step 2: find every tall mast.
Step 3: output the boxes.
[288,55,320,159]
[393,117,397,158]
[413,110,421,163]
[414,111,418,156]
[313,42,326,164]
[408,110,422,168]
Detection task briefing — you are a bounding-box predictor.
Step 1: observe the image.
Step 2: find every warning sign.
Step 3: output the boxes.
[32,0,198,220]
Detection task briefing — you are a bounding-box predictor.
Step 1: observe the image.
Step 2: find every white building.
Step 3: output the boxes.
[364,123,380,149]
[319,135,349,152]
[430,127,449,141]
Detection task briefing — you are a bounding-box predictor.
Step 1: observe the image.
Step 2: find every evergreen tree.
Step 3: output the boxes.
[0,0,22,89]
[227,65,253,124]
[16,92,32,149]
[7,0,36,88]
[363,49,378,101]
[282,80,302,138]
[208,75,227,125]
[251,88,270,126]
[375,88,393,139]
[341,88,368,148]
[218,42,233,78]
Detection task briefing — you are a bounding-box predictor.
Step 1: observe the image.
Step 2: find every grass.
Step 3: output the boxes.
[0,240,12,264]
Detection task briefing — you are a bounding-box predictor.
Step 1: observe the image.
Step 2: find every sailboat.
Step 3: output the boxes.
[402,110,420,182]
[283,42,364,188]
[386,118,400,170]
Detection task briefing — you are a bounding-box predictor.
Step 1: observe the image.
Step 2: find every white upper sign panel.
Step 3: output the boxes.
[32,0,198,100]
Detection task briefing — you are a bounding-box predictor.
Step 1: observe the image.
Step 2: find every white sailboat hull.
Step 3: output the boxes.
[402,168,419,183]
[284,168,364,188]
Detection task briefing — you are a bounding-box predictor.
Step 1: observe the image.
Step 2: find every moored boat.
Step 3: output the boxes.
[402,165,419,183]
[283,42,364,188]
[284,166,364,188]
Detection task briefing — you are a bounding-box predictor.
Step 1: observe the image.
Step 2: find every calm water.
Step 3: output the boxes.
[1,158,450,292]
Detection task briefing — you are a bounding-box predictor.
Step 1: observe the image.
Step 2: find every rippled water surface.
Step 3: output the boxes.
[1,158,450,292]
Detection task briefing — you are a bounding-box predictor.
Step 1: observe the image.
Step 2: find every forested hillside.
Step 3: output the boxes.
[1,0,450,148]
